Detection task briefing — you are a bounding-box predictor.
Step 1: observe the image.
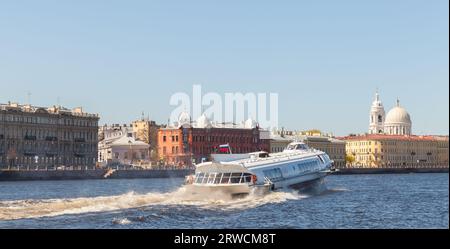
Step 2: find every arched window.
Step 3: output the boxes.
[378,115,382,123]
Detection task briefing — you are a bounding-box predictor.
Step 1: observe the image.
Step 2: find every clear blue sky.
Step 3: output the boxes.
[0,0,448,136]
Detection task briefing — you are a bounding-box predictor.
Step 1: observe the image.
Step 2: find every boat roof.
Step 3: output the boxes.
[229,149,326,168]
[195,161,252,174]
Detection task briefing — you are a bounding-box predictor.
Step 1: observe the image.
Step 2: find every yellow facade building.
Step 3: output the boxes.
[132,118,159,160]
[344,134,448,168]
[302,136,346,169]
[435,136,449,167]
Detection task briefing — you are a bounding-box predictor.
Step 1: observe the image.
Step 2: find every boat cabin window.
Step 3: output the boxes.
[221,173,231,183]
[296,160,320,173]
[214,174,222,184]
[244,173,252,183]
[286,143,309,151]
[196,172,252,184]
[258,152,269,158]
[207,173,217,184]
[286,144,296,150]
[195,173,205,184]
[230,173,242,183]
[250,152,270,160]
[263,168,283,181]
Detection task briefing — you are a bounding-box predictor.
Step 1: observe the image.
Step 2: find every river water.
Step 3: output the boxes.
[0,173,448,228]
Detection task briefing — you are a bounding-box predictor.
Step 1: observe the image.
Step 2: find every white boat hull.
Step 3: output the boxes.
[271,171,328,190]
[185,183,252,197]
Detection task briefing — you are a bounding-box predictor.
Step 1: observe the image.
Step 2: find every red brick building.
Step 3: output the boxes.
[157,114,270,166]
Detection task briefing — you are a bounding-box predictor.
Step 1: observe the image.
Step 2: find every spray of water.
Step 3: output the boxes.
[0,186,312,221]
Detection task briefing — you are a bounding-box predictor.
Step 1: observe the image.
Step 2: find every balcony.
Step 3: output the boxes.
[24,135,37,140]
[74,138,85,143]
[74,153,85,158]
[45,136,58,141]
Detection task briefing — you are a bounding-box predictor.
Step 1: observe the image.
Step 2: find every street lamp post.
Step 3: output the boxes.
[128,140,133,167]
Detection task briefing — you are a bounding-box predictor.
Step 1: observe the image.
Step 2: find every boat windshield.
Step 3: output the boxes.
[194,172,252,184]
[286,143,309,151]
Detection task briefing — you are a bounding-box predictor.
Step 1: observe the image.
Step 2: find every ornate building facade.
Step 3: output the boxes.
[157,112,270,166]
[0,102,99,169]
[98,124,150,167]
[344,134,448,168]
[345,91,448,168]
[131,118,159,160]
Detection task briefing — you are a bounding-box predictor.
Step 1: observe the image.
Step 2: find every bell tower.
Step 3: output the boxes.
[369,90,385,134]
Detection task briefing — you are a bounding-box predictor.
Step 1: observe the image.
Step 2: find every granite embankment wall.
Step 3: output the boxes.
[334,167,448,174]
[0,169,193,181]
[108,169,193,179]
[1,167,447,181]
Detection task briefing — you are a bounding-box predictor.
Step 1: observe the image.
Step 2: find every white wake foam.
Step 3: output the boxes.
[0,187,308,220]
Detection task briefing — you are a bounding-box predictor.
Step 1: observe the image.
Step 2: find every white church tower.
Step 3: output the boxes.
[369,90,385,134]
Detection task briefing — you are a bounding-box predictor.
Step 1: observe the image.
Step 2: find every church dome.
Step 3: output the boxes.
[383,99,412,136]
[196,114,212,128]
[384,101,411,125]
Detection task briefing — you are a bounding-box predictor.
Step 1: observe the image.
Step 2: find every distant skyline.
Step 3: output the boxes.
[0,0,448,136]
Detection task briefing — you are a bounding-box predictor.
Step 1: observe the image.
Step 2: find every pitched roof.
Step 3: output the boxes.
[111,136,149,146]
[341,134,439,141]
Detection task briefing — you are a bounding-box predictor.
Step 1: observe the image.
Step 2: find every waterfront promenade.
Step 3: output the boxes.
[0,166,193,181]
[1,164,447,181]
[335,167,448,174]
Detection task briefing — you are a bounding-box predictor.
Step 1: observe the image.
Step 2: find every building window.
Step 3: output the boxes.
[163,136,166,142]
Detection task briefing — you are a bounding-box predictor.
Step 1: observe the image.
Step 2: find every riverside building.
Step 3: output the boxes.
[342,91,449,168]
[0,102,99,169]
[98,123,150,166]
[157,112,270,166]
[344,134,448,168]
